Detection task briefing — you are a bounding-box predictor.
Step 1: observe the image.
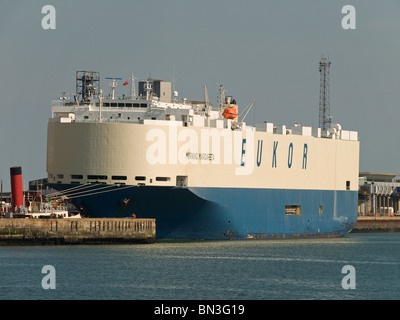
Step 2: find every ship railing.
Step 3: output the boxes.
[78,118,138,124]
[51,100,65,107]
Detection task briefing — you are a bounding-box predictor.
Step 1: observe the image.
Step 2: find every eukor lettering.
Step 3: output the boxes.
[235,129,254,175]
[302,143,308,169]
[256,140,263,167]
[145,127,309,175]
[287,142,293,168]
[240,139,246,166]
[272,141,278,168]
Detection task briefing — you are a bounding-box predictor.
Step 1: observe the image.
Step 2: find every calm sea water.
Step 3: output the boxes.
[0,233,399,300]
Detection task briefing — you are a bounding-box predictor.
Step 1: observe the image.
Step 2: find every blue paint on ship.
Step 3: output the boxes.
[50,183,357,239]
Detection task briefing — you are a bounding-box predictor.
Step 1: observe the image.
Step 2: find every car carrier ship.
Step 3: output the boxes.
[46,70,359,239]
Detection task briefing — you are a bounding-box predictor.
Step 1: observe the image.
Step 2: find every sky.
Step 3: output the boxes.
[0,0,399,191]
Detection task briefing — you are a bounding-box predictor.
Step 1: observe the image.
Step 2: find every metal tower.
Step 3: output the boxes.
[76,71,100,102]
[318,56,332,131]
[218,84,226,114]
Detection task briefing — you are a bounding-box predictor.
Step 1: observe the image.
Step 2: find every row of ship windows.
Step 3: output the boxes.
[52,174,171,182]
[95,102,147,108]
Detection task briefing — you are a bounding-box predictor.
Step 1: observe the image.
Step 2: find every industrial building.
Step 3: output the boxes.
[358,172,400,216]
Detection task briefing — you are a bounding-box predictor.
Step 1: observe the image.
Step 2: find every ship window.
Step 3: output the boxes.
[133,103,139,108]
[126,103,132,108]
[103,103,110,107]
[135,176,146,181]
[285,205,301,215]
[71,174,83,179]
[346,181,350,190]
[140,103,147,108]
[87,175,107,180]
[118,103,124,108]
[112,175,127,180]
[57,174,64,179]
[156,177,171,182]
[111,103,117,107]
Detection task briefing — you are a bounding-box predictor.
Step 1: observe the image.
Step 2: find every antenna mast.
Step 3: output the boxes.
[218,85,226,115]
[105,77,122,100]
[144,80,153,100]
[318,55,332,131]
[131,73,136,98]
[204,85,210,117]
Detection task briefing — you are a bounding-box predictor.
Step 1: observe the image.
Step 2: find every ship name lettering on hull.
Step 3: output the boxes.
[145,127,309,175]
[269,141,308,169]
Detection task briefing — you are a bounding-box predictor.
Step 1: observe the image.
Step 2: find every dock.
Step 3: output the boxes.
[0,218,155,245]
[352,216,400,233]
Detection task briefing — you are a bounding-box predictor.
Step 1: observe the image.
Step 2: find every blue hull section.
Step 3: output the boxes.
[50,184,358,239]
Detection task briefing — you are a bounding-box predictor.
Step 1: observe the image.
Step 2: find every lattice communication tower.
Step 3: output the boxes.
[318,56,331,131]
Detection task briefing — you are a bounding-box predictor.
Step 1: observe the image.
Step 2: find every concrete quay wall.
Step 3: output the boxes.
[353,216,400,233]
[0,218,156,244]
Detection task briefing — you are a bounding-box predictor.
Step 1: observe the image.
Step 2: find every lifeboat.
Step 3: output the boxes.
[222,105,238,120]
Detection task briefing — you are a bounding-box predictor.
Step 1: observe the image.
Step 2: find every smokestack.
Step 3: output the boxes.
[10,166,23,209]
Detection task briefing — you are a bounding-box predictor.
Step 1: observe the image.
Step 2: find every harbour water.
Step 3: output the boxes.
[0,233,399,300]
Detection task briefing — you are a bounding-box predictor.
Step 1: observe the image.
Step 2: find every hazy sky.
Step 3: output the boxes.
[0,0,399,191]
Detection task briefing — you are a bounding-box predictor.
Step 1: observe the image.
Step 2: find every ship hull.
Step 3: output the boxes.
[49,183,358,239]
[47,97,359,240]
